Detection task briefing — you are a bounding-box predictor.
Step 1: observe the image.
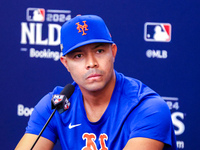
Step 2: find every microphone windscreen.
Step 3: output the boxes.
[60,84,75,99]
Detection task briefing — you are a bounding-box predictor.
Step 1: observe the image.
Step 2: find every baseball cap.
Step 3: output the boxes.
[60,15,114,56]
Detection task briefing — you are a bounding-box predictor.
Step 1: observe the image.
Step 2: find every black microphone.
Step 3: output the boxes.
[30,84,75,150]
[51,84,75,114]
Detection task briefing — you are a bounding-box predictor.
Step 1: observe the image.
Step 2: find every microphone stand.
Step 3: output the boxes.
[30,83,74,149]
[30,109,56,150]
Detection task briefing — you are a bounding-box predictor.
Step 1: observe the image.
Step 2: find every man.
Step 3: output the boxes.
[15,15,177,150]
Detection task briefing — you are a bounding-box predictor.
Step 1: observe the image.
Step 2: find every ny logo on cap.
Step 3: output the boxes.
[76,21,88,36]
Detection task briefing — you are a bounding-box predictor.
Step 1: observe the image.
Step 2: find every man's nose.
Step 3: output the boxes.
[86,53,99,69]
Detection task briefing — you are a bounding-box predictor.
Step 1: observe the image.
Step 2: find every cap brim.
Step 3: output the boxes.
[62,39,114,56]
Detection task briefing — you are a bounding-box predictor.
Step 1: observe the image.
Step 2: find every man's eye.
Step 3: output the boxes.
[74,54,82,58]
[97,49,104,53]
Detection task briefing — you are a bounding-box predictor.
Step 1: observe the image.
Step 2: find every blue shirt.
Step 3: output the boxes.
[26,71,177,150]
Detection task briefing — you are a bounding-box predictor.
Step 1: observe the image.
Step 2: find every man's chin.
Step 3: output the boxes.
[84,82,105,92]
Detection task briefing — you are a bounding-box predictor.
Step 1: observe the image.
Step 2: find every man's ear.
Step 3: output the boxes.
[60,56,70,72]
[111,43,117,62]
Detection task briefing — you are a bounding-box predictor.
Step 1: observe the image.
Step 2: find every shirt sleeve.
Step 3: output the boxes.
[25,91,58,143]
[129,94,174,147]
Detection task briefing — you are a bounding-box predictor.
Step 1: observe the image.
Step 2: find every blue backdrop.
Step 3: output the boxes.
[0,0,199,149]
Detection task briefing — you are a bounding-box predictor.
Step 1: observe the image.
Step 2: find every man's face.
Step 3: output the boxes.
[60,43,117,92]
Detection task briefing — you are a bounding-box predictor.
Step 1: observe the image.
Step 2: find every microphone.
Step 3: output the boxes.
[51,84,75,114]
[30,84,75,150]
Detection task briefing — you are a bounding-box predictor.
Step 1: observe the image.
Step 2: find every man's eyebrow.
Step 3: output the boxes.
[67,49,82,55]
[92,43,106,49]
[66,43,107,55]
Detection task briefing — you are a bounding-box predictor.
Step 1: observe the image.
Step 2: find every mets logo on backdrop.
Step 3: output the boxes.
[26,8,45,22]
[144,22,172,42]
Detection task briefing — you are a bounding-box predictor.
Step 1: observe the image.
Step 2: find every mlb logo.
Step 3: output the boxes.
[144,22,172,42]
[26,8,45,22]
[53,95,64,104]
[64,99,70,110]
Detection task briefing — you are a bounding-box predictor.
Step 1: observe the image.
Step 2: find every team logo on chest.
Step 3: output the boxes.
[76,21,89,36]
[82,133,108,150]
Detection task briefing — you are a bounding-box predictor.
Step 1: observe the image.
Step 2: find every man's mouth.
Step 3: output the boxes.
[87,74,102,79]
[84,69,104,80]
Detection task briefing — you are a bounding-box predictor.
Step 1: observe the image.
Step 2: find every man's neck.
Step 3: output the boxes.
[80,71,116,122]
[82,71,116,104]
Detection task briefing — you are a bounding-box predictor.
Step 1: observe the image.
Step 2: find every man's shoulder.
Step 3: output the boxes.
[117,72,156,99]
[115,72,167,112]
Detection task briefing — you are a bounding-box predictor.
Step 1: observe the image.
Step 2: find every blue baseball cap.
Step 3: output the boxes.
[60,15,114,56]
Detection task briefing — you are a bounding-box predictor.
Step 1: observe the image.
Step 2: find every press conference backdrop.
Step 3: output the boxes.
[0,0,199,149]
